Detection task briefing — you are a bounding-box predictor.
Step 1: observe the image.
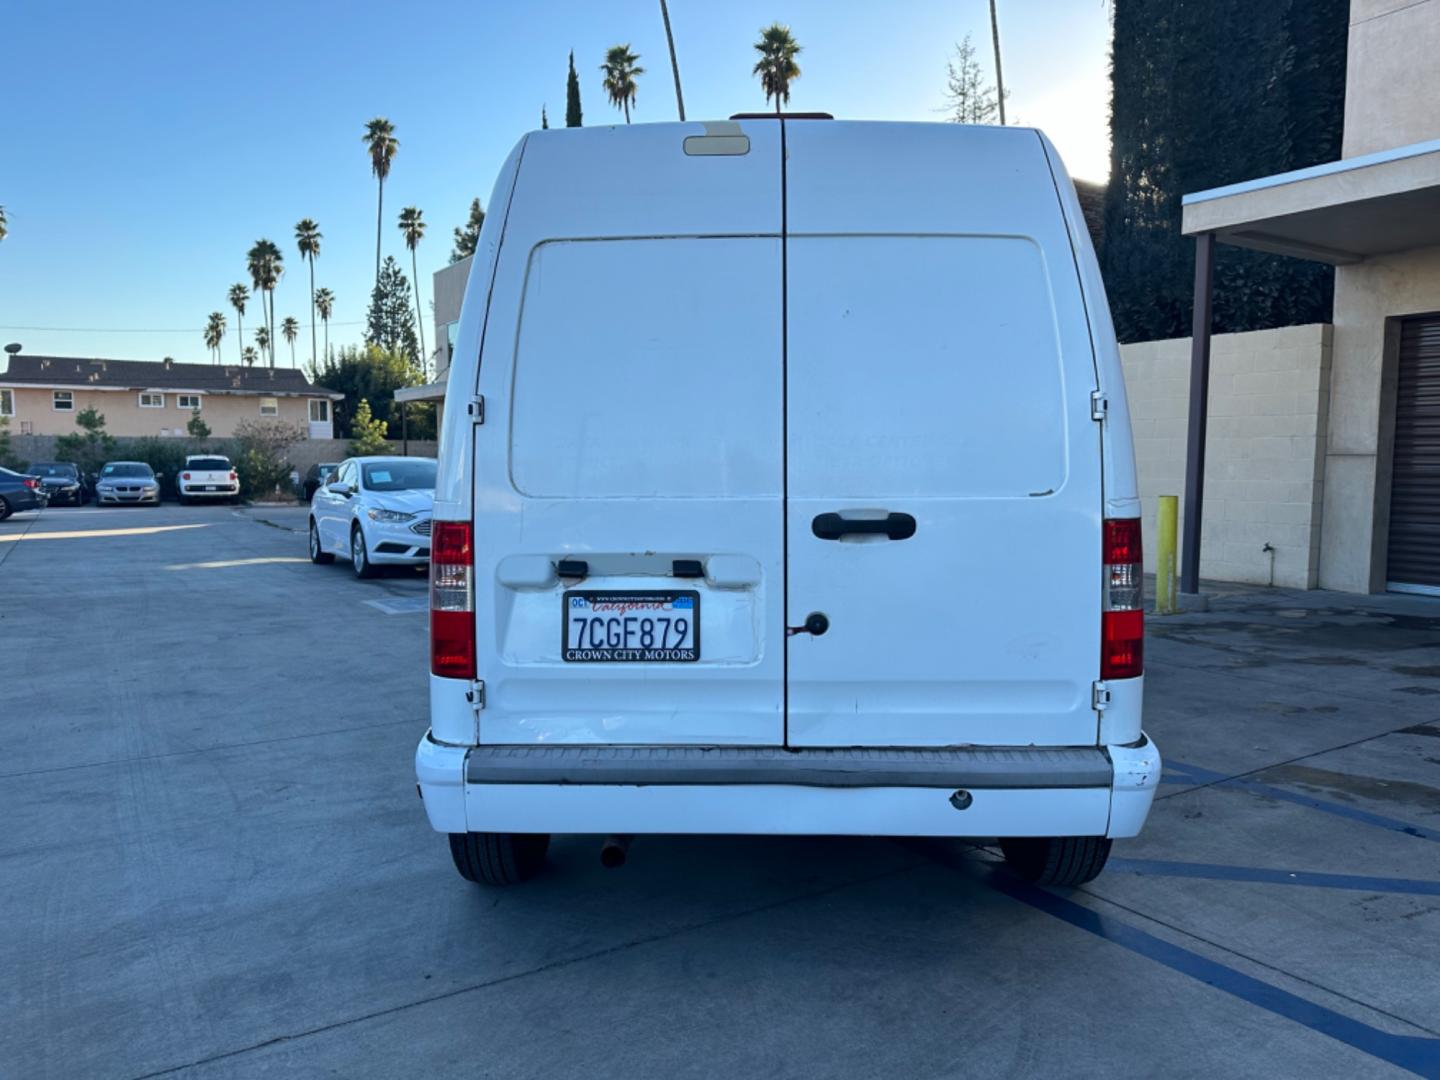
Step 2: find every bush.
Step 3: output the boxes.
[348,398,389,456]
[234,418,304,501]
[53,407,117,480]
[0,417,26,471]
[126,438,194,500]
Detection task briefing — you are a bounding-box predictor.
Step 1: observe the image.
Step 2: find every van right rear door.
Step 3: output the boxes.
[783,122,1104,749]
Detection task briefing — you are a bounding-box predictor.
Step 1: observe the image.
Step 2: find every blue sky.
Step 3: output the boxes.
[0,0,1113,364]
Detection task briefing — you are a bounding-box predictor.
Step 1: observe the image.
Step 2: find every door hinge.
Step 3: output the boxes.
[1091,390,1108,422]
[1092,680,1111,711]
[467,680,486,712]
[468,396,485,424]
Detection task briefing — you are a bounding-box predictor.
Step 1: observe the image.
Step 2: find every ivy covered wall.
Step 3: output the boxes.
[1101,0,1349,343]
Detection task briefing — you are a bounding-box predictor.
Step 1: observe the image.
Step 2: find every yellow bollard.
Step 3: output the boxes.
[1156,495,1178,615]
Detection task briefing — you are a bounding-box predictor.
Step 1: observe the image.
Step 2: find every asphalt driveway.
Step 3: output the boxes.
[1,501,1438,1078]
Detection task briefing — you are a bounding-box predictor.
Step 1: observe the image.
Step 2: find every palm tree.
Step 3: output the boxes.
[600,45,644,123]
[295,218,322,369]
[246,239,283,368]
[282,316,300,366]
[362,117,399,287]
[398,207,428,371]
[314,287,335,364]
[255,325,271,367]
[204,311,227,364]
[227,283,249,365]
[753,23,802,115]
[242,345,258,367]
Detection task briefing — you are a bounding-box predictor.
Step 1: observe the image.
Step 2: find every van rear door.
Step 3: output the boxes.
[783,122,1103,748]
[471,123,786,746]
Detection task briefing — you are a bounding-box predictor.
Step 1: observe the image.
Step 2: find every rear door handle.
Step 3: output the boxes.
[811,512,916,541]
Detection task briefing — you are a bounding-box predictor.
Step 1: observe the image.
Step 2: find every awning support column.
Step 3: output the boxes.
[1181,231,1215,595]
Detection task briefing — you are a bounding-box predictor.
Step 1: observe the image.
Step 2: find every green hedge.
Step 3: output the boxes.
[1102,0,1348,343]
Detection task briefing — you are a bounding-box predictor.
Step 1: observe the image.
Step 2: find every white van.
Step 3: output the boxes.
[417,118,1160,887]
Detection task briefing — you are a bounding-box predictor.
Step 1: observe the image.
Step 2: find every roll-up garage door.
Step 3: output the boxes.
[1387,315,1440,594]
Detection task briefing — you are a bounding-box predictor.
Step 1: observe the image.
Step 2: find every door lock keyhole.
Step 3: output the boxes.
[786,612,830,637]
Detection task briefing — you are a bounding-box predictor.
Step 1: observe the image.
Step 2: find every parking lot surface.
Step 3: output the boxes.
[2,502,1439,1078]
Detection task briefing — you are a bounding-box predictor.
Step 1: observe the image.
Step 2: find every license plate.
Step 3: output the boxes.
[563,591,699,662]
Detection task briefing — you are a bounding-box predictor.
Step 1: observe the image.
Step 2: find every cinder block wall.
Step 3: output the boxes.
[1119,324,1332,589]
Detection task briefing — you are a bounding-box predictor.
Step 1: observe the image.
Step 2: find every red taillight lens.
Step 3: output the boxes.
[182,472,191,480]
[1102,517,1144,679]
[229,471,238,481]
[23,477,39,489]
[430,521,475,679]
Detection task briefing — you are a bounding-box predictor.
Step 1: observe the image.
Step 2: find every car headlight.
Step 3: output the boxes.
[367,508,415,523]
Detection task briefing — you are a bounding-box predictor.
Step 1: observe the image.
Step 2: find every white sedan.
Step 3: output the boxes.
[308,456,436,577]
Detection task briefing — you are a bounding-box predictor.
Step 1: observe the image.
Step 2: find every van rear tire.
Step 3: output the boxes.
[449,832,550,885]
[1000,836,1112,886]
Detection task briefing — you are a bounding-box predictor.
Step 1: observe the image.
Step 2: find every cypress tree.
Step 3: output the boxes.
[566,50,583,127]
[1101,0,1347,342]
[364,256,422,363]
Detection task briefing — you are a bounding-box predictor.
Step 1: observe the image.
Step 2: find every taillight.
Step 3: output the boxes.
[23,477,39,490]
[182,472,191,480]
[229,471,238,481]
[430,521,475,679]
[1102,517,1144,679]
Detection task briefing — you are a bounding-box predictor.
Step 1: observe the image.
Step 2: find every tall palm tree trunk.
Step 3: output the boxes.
[410,248,428,376]
[308,259,317,370]
[374,177,384,286]
[323,318,329,364]
[660,0,685,121]
[624,100,630,124]
[269,290,277,369]
[235,312,242,366]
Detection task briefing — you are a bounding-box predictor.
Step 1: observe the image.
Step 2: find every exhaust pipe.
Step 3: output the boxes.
[600,835,632,869]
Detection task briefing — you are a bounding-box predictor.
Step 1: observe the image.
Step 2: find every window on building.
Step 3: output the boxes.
[177,394,201,410]
[53,391,74,411]
[139,392,165,408]
[0,389,12,417]
[259,397,279,416]
[308,399,329,422]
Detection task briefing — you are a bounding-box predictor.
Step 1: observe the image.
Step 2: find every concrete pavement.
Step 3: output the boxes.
[1,502,1437,1078]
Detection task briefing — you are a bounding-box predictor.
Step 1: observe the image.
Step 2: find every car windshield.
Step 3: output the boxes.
[101,464,154,479]
[30,463,78,479]
[362,460,436,491]
[187,458,231,471]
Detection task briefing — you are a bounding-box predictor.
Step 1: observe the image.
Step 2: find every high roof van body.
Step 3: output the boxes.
[417,118,1159,887]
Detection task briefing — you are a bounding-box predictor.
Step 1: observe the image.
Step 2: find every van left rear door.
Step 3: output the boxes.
[470,122,787,746]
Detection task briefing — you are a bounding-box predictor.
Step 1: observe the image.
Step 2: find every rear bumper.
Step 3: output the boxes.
[179,484,238,498]
[416,735,1160,840]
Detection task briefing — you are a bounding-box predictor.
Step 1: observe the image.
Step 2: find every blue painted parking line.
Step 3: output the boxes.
[989,870,1440,1078]
[1110,857,1440,896]
[1164,758,1440,844]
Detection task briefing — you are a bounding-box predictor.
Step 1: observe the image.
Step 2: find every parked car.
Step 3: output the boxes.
[26,461,88,506]
[177,454,239,504]
[308,456,435,577]
[302,461,341,502]
[0,467,47,520]
[416,120,1160,888]
[95,461,161,506]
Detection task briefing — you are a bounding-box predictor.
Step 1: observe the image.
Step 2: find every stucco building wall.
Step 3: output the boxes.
[3,388,329,438]
[1322,246,1440,590]
[1343,0,1440,157]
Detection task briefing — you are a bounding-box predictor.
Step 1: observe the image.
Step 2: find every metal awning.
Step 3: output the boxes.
[1182,137,1440,264]
[394,381,445,404]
